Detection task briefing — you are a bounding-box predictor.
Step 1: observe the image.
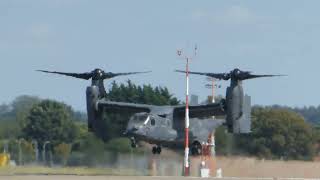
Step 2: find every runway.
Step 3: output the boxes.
[2,176,316,180]
[0,176,276,180]
[1,156,319,179]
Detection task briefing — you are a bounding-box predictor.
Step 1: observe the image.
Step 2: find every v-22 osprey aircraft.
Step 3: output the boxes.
[38,68,283,155]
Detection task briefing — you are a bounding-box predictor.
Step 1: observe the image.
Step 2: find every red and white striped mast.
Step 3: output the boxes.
[185,57,190,176]
[177,45,197,176]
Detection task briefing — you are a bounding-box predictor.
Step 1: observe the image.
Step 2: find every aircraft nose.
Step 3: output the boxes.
[131,127,138,132]
[123,127,139,135]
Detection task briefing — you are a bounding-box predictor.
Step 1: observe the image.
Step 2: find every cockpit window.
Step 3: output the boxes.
[139,115,148,121]
[133,114,149,122]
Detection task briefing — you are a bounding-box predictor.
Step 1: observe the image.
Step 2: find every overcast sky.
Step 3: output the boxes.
[1,0,319,110]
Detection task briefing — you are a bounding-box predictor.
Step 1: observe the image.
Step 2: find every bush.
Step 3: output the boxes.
[105,138,132,154]
[54,143,71,165]
[66,152,85,166]
[72,133,107,166]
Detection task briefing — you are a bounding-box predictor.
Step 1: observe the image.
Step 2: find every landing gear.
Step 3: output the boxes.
[152,146,162,154]
[191,141,202,156]
[130,137,137,148]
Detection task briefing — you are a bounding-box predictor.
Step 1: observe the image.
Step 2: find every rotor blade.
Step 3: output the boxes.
[240,74,286,80]
[175,70,230,80]
[37,70,92,80]
[102,71,151,79]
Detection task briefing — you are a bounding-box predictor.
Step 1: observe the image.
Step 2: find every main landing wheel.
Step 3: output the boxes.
[191,141,202,156]
[152,146,162,154]
[130,137,137,148]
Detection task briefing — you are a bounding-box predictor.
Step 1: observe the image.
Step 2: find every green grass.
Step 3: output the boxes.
[0,166,146,176]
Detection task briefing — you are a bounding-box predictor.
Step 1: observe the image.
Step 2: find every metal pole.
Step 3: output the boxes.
[184,58,190,176]
[177,46,197,176]
[212,79,215,103]
[18,140,22,166]
[16,138,25,166]
[32,140,39,163]
[42,143,46,164]
[42,141,50,165]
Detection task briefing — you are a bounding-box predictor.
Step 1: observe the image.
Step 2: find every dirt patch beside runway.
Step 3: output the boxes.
[1,155,320,178]
[216,156,320,178]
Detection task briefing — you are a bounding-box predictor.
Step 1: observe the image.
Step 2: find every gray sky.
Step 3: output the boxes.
[1,0,319,111]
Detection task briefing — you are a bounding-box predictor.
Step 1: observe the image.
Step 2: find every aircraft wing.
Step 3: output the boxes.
[96,100,153,114]
[173,101,226,119]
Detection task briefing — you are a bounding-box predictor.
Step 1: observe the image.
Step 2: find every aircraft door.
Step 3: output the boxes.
[150,117,177,141]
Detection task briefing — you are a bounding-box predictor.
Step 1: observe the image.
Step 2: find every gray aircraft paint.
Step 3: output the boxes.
[95,99,226,149]
[176,68,284,134]
[38,67,282,155]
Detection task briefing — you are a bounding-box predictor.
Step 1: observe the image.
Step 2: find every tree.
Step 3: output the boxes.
[22,100,79,148]
[11,95,41,127]
[266,104,320,125]
[9,95,41,138]
[107,80,179,105]
[0,103,10,116]
[11,95,41,115]
[0,119,21,139]
[238,107,315,160]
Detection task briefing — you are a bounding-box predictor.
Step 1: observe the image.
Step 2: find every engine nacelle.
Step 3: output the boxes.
[86,86,100,132]
[225,85,251,134]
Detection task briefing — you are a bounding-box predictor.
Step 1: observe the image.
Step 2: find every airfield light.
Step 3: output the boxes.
[177,45,197,176]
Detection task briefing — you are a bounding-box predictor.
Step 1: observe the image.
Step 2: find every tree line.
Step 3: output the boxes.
[267,105,320,125]
[0,80,319,166]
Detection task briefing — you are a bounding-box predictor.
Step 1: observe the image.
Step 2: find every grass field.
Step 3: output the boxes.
[0,166,145,176]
